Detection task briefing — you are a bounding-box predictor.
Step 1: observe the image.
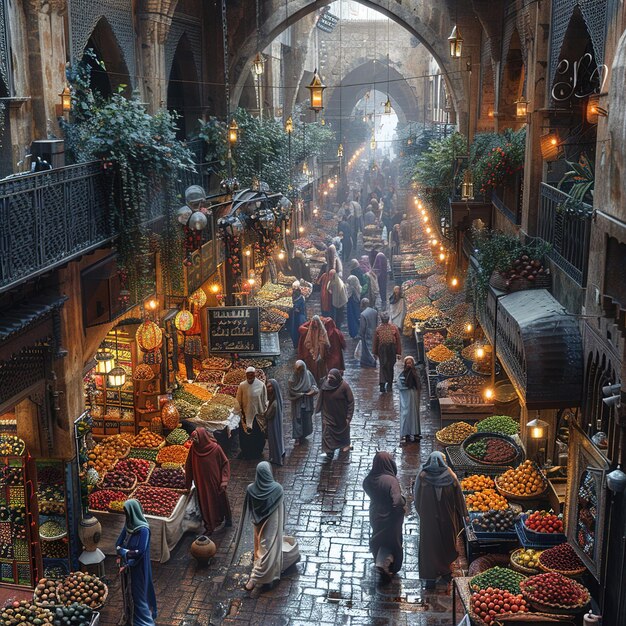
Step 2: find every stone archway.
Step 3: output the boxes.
[231,0,466,127]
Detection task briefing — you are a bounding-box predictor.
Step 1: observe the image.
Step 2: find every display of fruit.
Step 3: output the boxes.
[166,428,190,445]
[426,344,456,363]
[40,519,66,539]
[236,358,272,369]
[34,578,60,607]
[132,485,181,517]
[461,342,492,361]
[520,572,590,608]
[52,603,94,626]
[100,470,136,490]
[443,336,464,352]
[461,474,496,492]
[477,415,519,436]
[156,445,189,465]
[88,489,127,511]
[409,305,440,322]
[538,543,583,573]
[0,434,26,456]
[436,421,477,445]
[424,314,453,330]
[101,433,134,448]
[197,403,232,422]
[471,588,528,624]
[173,388,205,407]
[496,461,546,497]
[202,356,231,370]
[472,509,517,533]
[1,600,53,625]
[128,448,160,462]
[0,466,22,486]
[498,254,549,286]
[223,368,248,384]
[115,458,153,483]
[182,383,213,402]
[466,489,508,512]
[87,441,128,476]
[470,566,527,594]
[131,428,164,449]
[58,572,107,608]
[423,332,445,351]
[148,467,186,490]
[524,510,564,534]
[436,357,467,378]
[511,548,542,571]
[210,394,238,409]
[465,437,517,464]
[41,539,69,559]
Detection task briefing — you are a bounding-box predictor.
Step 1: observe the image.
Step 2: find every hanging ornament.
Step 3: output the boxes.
[174,309,195,331]
[136,320,163,351]
[190,288,207,308]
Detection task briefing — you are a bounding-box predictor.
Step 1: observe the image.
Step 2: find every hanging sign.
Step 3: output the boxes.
[552,53,608,102]
[207,306,261,353]
[317,11,339,33]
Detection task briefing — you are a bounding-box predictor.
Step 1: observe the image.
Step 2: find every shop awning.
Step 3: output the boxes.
[485,289,583,409]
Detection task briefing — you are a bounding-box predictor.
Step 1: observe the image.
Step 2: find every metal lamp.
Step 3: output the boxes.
[527,417,549,440]
[448,25,463,58]
[337,143,344,158]
[59,86,71,112]
[95,350,115,374]
[228,119,239,144]
[285,116,293,134]
[515,96,528,118]
[307,69,326,112]
[461,169,474,200]
[252,52,265,76]
[383,96,392,115]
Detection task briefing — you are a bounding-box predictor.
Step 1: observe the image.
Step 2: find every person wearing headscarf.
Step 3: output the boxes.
[239,462,299,592]
[288,360,318,445]
[360,256,379,305]
[323,317,346,372]
[315,368,354,458]
[289,284,307,348]
[358,299,378,368]
[373,311,402,392]
[327,269,348,329]
[346,275,362,339]
[236,368,269,459]
[262,379,285,466]
[388,285,406,330]
[325,243,343,277]
[338,215,353,262]
[363,452,405,583]
[413,452,467,588]
[298,315,331,383]
[291,250,312,282]
[363,205,377,227]
[185,428,232,533]
[116,499,157,626]
[372,252,389,308]
[317,269,333,318]
[348,258,365,285]
[398,356,422,443]
[389,223,401,261]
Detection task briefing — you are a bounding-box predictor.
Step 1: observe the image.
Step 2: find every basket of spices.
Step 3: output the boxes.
[423,314,453,333]
[435,357,467,380]
[435,421,477,446]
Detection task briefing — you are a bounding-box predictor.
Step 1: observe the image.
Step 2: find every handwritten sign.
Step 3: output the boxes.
[552,53,608,102]
[207,307,261,353]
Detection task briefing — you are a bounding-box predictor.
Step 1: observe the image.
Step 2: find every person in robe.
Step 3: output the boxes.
[288,360,318,445]
[116,499,157,626]
[324,243,343,277]
[398,356,422,443]
[389,224,401,262]
[323,317,346,372]
[388,285,406,330]
[363,205,377,227]
[373,311,402,393]
[363,452,405,583]
[372,251,389,308]
[413,452,468,589]
[317,270,333,318]
[358,299,378,368]
[347,258,365,285]
[327,269,348,329]
[238,462,300,592]
[315,368,354,458]
[338,214,353,262]
[236,367,269,459]
[263,379,285,466]
[291,250,312,282]
[298,315,331,383]
[184,428,232,533]
[360,256,379,305]
[289,283,307,348]
[346,275,362,339]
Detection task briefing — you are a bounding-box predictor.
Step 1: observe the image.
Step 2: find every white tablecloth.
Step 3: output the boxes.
[91,487,203,563]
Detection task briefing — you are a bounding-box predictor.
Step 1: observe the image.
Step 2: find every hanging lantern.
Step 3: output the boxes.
[515,96,528,119]
[307,68,326,112]
[383,96,392,115]
[161,402,181,430]
[540,132,560,161]
[136,320,163,351]
[461,169,474,200]
[174,309,194,331]
[107,366,126,388]
[586,94,608,124]
[370,134,377,150]
[59,86,71,112]
[190,288,207,308]
[285,116,293,134]
[177,205,192,225]
[448,25,463,58]
[185,185,206,210]
[95,350,115,374]
[252,52,265,76]
[188,211,208,231]
[228,119,239,144]
[337,143,344,158]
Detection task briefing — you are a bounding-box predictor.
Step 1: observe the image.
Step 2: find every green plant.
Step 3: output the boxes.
[558,153,594,204]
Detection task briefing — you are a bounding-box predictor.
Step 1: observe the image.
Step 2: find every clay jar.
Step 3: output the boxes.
[190,535,216,564]
[78,515,102,551]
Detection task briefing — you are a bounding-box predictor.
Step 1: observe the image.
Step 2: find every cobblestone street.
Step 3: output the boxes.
[99,316,466,626]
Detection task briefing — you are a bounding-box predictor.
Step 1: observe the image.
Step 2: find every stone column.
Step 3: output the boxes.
[137,12,171,113]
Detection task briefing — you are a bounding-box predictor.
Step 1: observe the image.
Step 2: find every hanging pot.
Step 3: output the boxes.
[190,535,216,564]
[136,320,163,351]
[174,309,194,331]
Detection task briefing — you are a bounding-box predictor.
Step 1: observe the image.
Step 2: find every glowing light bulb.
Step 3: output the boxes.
[439,253,446,261]
[426,227,432,234]
[299,226,305,234]
[432,239,438,246]
[476,347,485,359]
[465,323,473,333]
[451,277,458,287]
[278,251,285,260]
[244,249,251,257]
[146,298,158,311]
[285,228,290,235]
[248,277,256,286]
[484,388,494,400]
[423,216,429,223]
[210,284,220,294]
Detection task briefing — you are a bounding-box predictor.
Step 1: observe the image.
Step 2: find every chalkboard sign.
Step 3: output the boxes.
[207,307,261,353]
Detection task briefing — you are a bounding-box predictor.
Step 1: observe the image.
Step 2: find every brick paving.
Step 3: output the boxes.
[99,306,467,626]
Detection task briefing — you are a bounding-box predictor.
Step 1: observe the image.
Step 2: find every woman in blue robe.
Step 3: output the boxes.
[116,499,157,626]
[346,275,361,339]
[290,286,307,348]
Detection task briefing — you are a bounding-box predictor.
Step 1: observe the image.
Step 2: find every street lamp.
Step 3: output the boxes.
[59,86,71,113]
[252,52,265,76]
[448,25,463,58]
[95,350,115,374]
[383,96,392,115]
[228,119,239,145]
[307,69,326,112]
[461,169,474,200]
[285,116,293,134]
[515,96,528,119]
[337,143,344,159]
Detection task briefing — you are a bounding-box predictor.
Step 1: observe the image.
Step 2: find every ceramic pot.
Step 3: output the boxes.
[190,535,216,564]
[78,515,102,551]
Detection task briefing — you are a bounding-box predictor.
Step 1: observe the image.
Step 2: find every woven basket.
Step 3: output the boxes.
[495,475,547,500]
[97,473,137,494]
[495,611,575,624]
[489,270,551,293]
[510,548,542,575]
[537,559,586,578]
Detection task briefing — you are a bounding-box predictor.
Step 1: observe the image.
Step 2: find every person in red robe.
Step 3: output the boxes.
[318,270,332,317]
[185,428,232,534]
[323,317,346,372]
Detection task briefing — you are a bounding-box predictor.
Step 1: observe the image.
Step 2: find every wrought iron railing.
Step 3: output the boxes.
[0,162,111,293]
[492,188,521,225]
[538,183,592,286]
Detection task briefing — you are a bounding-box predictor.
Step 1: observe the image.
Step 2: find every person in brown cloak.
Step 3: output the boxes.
[372,311,402,393]
[362,451,405,584]
[315,368,354,458]
[413,451,467,589]
[185,428,232,533]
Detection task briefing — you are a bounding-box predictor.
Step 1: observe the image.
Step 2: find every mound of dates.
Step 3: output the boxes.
[148,468,186,490]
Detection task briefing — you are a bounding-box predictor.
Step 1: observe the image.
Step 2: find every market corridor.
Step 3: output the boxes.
[99,316,465,625]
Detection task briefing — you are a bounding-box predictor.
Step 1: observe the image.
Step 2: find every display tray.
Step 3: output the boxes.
[462,432,524,467]
[444,445,513,476]
[517,515,566,545]
[515,519,565,549]
[468,512,518,540]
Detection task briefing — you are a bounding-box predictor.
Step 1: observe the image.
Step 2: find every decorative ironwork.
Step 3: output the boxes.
[0,345,50,407]
[538,183,592,286]
[165,19,202,82]
[492,189,521,225]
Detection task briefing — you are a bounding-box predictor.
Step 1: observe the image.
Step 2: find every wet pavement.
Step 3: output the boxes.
[99,305,467,626]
